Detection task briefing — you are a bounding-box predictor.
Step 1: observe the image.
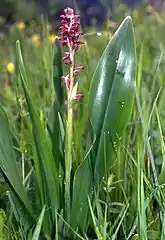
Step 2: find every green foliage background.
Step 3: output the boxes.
[1,2,165,239]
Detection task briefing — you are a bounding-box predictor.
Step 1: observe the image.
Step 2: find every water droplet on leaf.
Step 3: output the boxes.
[121,101,125,108]
[116,69,125,78]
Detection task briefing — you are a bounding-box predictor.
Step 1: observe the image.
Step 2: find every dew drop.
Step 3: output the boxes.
[97,32,102,36]
[116,69,125,78]
[103,186,107,191]
[113,141,118,152]
[91,185,95,194]
[121,101,125,108]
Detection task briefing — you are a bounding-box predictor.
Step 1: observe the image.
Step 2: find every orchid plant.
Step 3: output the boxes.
[0,7,136,239]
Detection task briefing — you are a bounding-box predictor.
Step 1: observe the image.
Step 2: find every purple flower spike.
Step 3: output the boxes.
[59,7,84,102]
[59,7,84,52]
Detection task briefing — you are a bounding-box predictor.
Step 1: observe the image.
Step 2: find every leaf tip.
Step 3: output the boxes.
[16,40,20,46]
[122,16,133,28]
[55,37,60,47]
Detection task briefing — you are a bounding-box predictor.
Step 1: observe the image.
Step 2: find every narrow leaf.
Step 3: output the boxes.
[16,41,60,231]
[0,104,29,205]
[32,205,46,240]
[53,37,63,107]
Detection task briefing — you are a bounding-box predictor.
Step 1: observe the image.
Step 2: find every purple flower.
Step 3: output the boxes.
[74,93,84,101]
[59,7,84,102]
[61,75,70,89]
[59,7,84,52]
[63,52,72,66]
[73,66,85,76]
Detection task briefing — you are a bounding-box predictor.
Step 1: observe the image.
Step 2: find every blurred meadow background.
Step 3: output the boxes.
[1,0,165,239]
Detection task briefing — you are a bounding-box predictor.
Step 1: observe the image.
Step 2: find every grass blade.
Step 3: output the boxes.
[16,40,60,232]
[32,205,46,240]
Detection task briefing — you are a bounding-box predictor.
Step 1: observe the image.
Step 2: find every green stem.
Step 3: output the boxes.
[65,50,74,224]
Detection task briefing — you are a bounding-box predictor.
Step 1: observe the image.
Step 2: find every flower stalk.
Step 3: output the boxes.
[59,7,84,222]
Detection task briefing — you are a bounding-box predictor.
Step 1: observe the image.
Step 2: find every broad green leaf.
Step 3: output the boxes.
[16,41,60,232]
[88,16,136,183]
[71,16,136,232]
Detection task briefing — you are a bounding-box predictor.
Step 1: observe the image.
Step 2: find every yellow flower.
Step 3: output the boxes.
[145,5,154,13]
[49,34,56,44]
[7,62,15,74]
[31,34,41,47]
[16,21,25,30]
